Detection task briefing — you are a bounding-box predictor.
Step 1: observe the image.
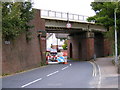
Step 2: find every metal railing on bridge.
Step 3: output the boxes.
[41,9,89,22]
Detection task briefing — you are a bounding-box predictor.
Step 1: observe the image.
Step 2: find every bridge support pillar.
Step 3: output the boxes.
[68,32,95,61]
[86,32,95,60]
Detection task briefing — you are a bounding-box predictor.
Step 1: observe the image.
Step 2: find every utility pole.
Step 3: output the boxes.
[114,7,118,65]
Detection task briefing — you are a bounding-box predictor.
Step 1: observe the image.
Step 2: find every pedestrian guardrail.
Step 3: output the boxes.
[41,9,89,22]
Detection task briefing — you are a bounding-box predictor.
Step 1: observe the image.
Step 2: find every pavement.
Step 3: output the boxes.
[94,57,119,88]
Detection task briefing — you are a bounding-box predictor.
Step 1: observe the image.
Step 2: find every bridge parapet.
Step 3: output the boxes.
[39,9,107,33]
[41,9,90,23]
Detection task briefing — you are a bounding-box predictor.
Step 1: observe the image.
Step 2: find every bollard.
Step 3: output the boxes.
[93,54,96,61]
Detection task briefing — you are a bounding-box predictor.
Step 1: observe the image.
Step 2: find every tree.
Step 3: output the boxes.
[62,40,68,50]
[87,2,120,55]
[2,2,34,41]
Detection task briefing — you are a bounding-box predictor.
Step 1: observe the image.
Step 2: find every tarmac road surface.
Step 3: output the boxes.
[2,60,101,88]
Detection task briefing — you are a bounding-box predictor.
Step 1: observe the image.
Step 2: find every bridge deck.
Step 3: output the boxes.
[40,9,107,33]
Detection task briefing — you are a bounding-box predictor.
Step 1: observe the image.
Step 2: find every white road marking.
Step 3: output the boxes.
[21,78,42,88]
[89,61,102,88]
[92,67,95,77]
[61,66,69,70]
[47,71,59,77]
[89,61,97,77]
[94,63,97,77]
[21,64,71,88]
[97,65,102,88]
[89,62,95,76]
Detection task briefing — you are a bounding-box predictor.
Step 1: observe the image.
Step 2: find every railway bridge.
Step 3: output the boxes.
[37,9,111,60]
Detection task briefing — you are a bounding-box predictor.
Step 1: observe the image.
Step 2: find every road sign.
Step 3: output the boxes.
[66,23,71,28]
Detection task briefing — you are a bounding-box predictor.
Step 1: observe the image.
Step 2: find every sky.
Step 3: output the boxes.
[32,0,96,47]
[32,0,95,17]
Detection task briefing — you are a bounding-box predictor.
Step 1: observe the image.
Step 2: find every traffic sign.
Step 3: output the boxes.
[66,23,71,28]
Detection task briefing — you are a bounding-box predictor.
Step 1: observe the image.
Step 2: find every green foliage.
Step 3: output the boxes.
[62,40,68,50]
[40,61,47,66]
[2,73,10,76]
[62,44,67,50]
[2,2,34,41]
[88,2,120,55]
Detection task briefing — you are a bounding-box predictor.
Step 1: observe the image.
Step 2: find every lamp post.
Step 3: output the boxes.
[114,7,118,65]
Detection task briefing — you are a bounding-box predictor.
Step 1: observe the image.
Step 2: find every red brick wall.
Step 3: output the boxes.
[67,34,95,60]
[86,38,94,60]
[67,33,112,61]
[80,39,85,60]
[71,36,79,60]
[41,37,46,62]
[67,40,70,58]
[2,9,46,74]
[104,39,112,56]
[94,33,104,57]
[67,35,82,60]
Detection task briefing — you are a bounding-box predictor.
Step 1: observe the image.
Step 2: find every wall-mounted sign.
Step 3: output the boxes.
[4,41,10,45]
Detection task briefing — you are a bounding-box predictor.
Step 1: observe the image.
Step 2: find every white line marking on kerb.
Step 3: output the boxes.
[21,78,42,88]
[47,71,59,77]
[62,66,69,70]
[97,65,102,88]
[89,61,97,77]
[94,63,97,77]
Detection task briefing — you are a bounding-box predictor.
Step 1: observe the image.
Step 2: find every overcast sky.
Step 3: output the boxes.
[32,0,95,17]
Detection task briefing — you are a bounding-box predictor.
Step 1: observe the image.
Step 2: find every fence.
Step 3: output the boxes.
[41,9,89,22]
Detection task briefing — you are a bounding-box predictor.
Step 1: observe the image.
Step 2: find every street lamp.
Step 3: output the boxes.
[114,7,118,65]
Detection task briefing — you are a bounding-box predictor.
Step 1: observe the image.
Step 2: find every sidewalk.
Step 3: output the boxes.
[95,57,119,88]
